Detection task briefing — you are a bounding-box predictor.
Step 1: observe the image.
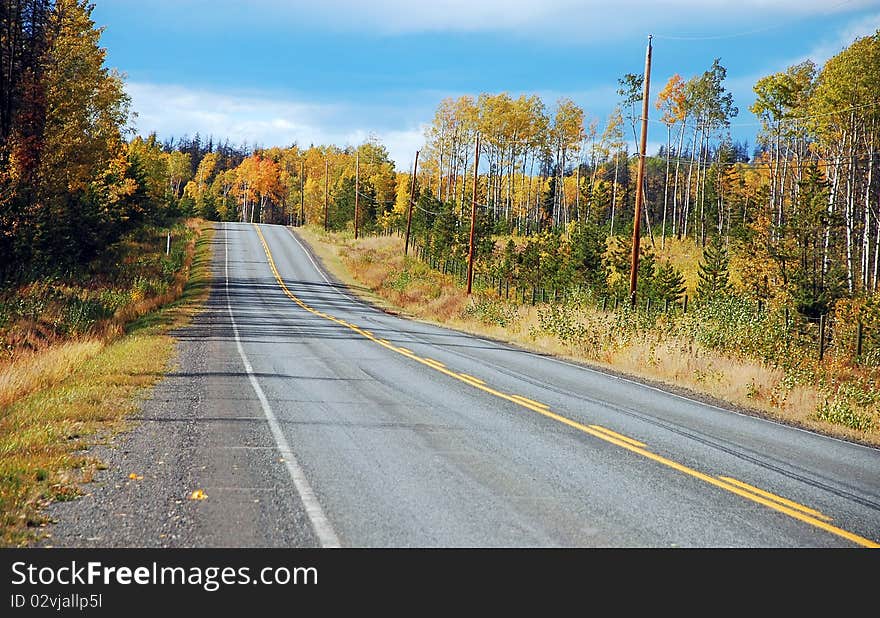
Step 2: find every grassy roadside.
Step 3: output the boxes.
[0,220,214,547]
[296,225,880,449]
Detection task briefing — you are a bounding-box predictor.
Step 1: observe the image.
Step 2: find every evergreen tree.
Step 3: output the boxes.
[518,237,542,288]
[538,230,569,290]
[788,162,842,318]
[569,220,608,290]
[696,235,733,301]
[500,239,517,284]
[653,260,687,305]
[474,208,495,259]
[540,176,556,230]
[329,175,356,231]
[606,236,656,301]
[431,201,458,260]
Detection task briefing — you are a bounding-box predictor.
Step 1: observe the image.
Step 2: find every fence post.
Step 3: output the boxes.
[664,298,669,313]
[531,287,536,305]
[602,297,608,312]
[819,313,826,361]
[683,295,688,313]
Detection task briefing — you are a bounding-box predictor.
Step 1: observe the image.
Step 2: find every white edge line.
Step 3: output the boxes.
[282,225,879,455]
[226,223,341,548]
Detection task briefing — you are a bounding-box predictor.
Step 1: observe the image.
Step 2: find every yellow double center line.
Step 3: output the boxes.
[253,224,878,549]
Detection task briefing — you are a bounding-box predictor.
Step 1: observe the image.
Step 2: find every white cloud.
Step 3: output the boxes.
[125,82,425,169]
[800,10,880,66]
[139,0,874,40]
[262,0,874,38]
[719,9,879,130]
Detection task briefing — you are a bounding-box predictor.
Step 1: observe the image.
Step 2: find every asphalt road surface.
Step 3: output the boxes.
[43,222,880,548]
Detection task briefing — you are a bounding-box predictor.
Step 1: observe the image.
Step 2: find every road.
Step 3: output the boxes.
[44,222,880,548]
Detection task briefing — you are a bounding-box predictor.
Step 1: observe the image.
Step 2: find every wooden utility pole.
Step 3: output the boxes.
[300,160,305,226]
[324,157,329,231]
[404,150,420,255]
[466,134,481,295]
[354,149,360,239]
[629,35,653,307]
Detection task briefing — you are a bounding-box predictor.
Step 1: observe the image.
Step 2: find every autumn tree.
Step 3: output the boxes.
[8,0,135,273]
[655,73,687,246]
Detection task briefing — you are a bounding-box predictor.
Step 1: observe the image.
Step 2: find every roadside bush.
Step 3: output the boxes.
[464,297,520,328]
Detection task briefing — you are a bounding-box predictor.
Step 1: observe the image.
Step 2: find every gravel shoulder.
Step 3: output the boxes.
[39,224,318,548]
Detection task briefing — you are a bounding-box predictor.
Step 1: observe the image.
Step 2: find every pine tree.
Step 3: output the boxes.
[540,176,555,231]
[696,235,732,301]
[570,220,608,290]
[501,239,517,284]
[606,236,656,300]
[431,201,458,260]
[653,260,687,305]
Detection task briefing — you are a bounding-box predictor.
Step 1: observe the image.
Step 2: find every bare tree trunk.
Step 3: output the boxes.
[779,141,789,230]
[862,139,873,292]
[772,124,780,234]
[845,126,855,294]
[823,152,841,283]
[560,147,568,228]
[874,194,880,293]
[672,119,685,239]
[437,146,443,200]
[694,129,709,247]
[525,155,532,233]
[611,152,619,237]
[662,123,671,248]
[683,125,699,239]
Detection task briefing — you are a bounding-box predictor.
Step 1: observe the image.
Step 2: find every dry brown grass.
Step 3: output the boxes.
[0,341,104,411]
[299,227,469,322]
[297,225,880,448]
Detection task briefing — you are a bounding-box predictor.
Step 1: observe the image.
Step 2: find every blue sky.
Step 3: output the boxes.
[93,1,880,169]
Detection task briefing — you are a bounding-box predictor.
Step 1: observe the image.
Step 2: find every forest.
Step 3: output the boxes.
[2,0,879,360]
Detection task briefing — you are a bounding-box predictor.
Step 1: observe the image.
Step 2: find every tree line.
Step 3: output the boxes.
[2,0,877,324]
[406,32,880,318]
